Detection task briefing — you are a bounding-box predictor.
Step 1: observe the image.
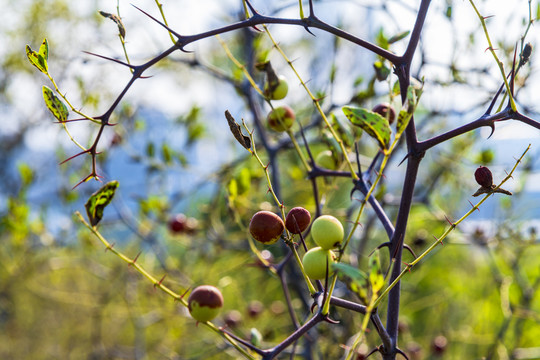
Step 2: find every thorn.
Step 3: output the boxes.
[310,302,317,313]
[106,243,115,252]
[72,173,102,189]
[370,242,391,256]
[323,315,340,324]
[433,234,443,246]
[485,46,498,52]
[444,214,455,227]
[243,0,258,14]
[345,220,363,228]
[486,123,495,139]
[131,4,183,40]
[180,287,191,300]
[82,51,136,69]
[60,149,92,165]
[403,244,417,259]
[303,25,316,36]
[365,345,382,359]
[374,170,387,180]
[129,251,142,266]
[251,25,263,32]
[483,15,495,20]
[396,347,411,360]
[402,262,412,272]
[154,274,167,289]
[398,152,410,166]
[266,187,272,194]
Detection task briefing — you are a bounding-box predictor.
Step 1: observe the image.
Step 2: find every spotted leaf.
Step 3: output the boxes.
[343,106,391,152]
[42,86,68,122]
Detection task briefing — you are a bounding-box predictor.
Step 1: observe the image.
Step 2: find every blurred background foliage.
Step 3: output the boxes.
[1,0,540,359]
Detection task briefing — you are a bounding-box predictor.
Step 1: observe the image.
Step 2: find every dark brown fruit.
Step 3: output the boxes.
[285,207,311,234]
[372,103,396,124]
[249,211,285,244]
[474,166,493,188]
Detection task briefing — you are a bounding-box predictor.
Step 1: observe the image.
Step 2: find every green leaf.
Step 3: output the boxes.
[343,106,391,151]
[161,143,172,164]
[369,251,385,295]
[85,181,119,226]
[373,60,390,81]
[333,263,369,303]
[388,30,410,44]
[333,262,367,282]
[26,41,48,74]
[42,86,68,122]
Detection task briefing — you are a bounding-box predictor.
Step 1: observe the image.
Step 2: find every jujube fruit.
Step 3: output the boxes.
[188,285,224,322]
[267,106,295,132]
[264,74,289,100]
[302,247,336,280]
[249,211,285,245]
[311,215,344,250]
[474,166,493,188]
[372,103,396,125]
[285,207,311,234]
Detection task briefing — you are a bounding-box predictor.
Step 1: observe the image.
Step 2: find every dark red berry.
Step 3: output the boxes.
[474,166,493,188]
[285,207,311,234]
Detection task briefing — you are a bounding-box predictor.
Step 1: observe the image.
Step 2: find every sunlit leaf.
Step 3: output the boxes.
[85,181,119,226]
[26,42,48,74]
[343,106,391,151]
[369,251,385,295]
[38,38,48,60]
[396,85,422,135]
[42,86,68,122]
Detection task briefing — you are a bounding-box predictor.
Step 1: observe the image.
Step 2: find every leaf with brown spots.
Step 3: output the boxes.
[343,106,391,152]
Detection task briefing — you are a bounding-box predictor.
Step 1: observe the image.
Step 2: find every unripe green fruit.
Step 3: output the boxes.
[285,207,311,234]
[315,150,337,170]
[311,215,344,250]
[264,75,289,100]
[249,211,285,245]
[188,285,224,322]
[267,106,295,132]
[302,247,336,280]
